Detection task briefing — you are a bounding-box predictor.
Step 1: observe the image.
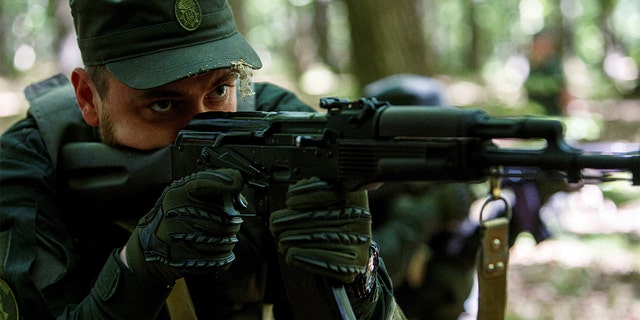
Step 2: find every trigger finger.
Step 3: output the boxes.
[192,169,244,197]
[286,180,344,210]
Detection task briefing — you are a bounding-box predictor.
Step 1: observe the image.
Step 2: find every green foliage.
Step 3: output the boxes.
[1,0,638,104]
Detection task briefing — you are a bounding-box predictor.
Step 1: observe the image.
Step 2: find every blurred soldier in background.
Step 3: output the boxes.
[364,74,480,320]
[364,74,561,319]
[524,30,570,116]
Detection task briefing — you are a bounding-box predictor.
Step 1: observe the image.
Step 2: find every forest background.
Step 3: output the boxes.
[2,0,640,319]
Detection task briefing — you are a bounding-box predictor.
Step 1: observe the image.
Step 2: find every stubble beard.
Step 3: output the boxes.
[98,106,117,146]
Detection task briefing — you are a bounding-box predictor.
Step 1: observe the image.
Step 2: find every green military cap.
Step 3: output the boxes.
[70,0,262,89]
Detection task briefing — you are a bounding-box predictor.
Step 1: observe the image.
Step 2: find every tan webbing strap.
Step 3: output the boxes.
[476,175,510,320]
[166,279,198,320]
[477,216,509,320]
[114,219,198,320]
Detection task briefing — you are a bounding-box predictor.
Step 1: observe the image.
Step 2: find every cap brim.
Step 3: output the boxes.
[106,32,261,90]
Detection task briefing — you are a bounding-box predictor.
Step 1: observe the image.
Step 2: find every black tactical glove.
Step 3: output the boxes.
[125,169,245,284]
[269,177,372,283]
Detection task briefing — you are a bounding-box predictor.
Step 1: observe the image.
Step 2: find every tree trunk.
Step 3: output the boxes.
[344,0,434,90]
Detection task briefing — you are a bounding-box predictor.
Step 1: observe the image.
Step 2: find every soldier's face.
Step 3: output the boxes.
[93,69,238,150]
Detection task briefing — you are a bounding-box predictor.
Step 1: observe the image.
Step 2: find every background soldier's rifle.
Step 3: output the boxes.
[61,97,640,319]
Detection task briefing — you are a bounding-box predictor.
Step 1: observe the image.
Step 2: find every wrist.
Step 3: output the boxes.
[120,246,129,267]
[88,250,173,318]
[346,242,380,301]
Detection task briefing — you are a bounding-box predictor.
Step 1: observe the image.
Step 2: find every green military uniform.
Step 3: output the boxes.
[524,55,565,116]
[0,74,396,319]
[369,182,477,320]
[524,32,566,116]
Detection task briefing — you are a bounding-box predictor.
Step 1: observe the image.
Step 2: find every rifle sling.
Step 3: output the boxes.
[476,216,510,320]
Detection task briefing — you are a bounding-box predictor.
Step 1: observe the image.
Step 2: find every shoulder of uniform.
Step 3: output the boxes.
[24,73,73,102]
[22,73,92,168]
[252,82,314,112]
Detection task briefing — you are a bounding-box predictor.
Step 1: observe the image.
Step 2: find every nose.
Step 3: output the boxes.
[180,102,209,125]
[196,102,209,114]
[188,98,214,116]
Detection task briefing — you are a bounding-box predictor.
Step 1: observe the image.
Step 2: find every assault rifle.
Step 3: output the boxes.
[61,97,640,319]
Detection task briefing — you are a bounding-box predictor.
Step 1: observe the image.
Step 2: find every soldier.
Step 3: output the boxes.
[365,74,562,319]
[524,30,570,116]
[0,0,402,319]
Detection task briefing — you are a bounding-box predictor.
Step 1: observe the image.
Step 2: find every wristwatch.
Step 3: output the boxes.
[347,242,380,300]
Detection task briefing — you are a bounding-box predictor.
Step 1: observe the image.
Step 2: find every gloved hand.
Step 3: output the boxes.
[269,177,372,283]
[125,168,245,284]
